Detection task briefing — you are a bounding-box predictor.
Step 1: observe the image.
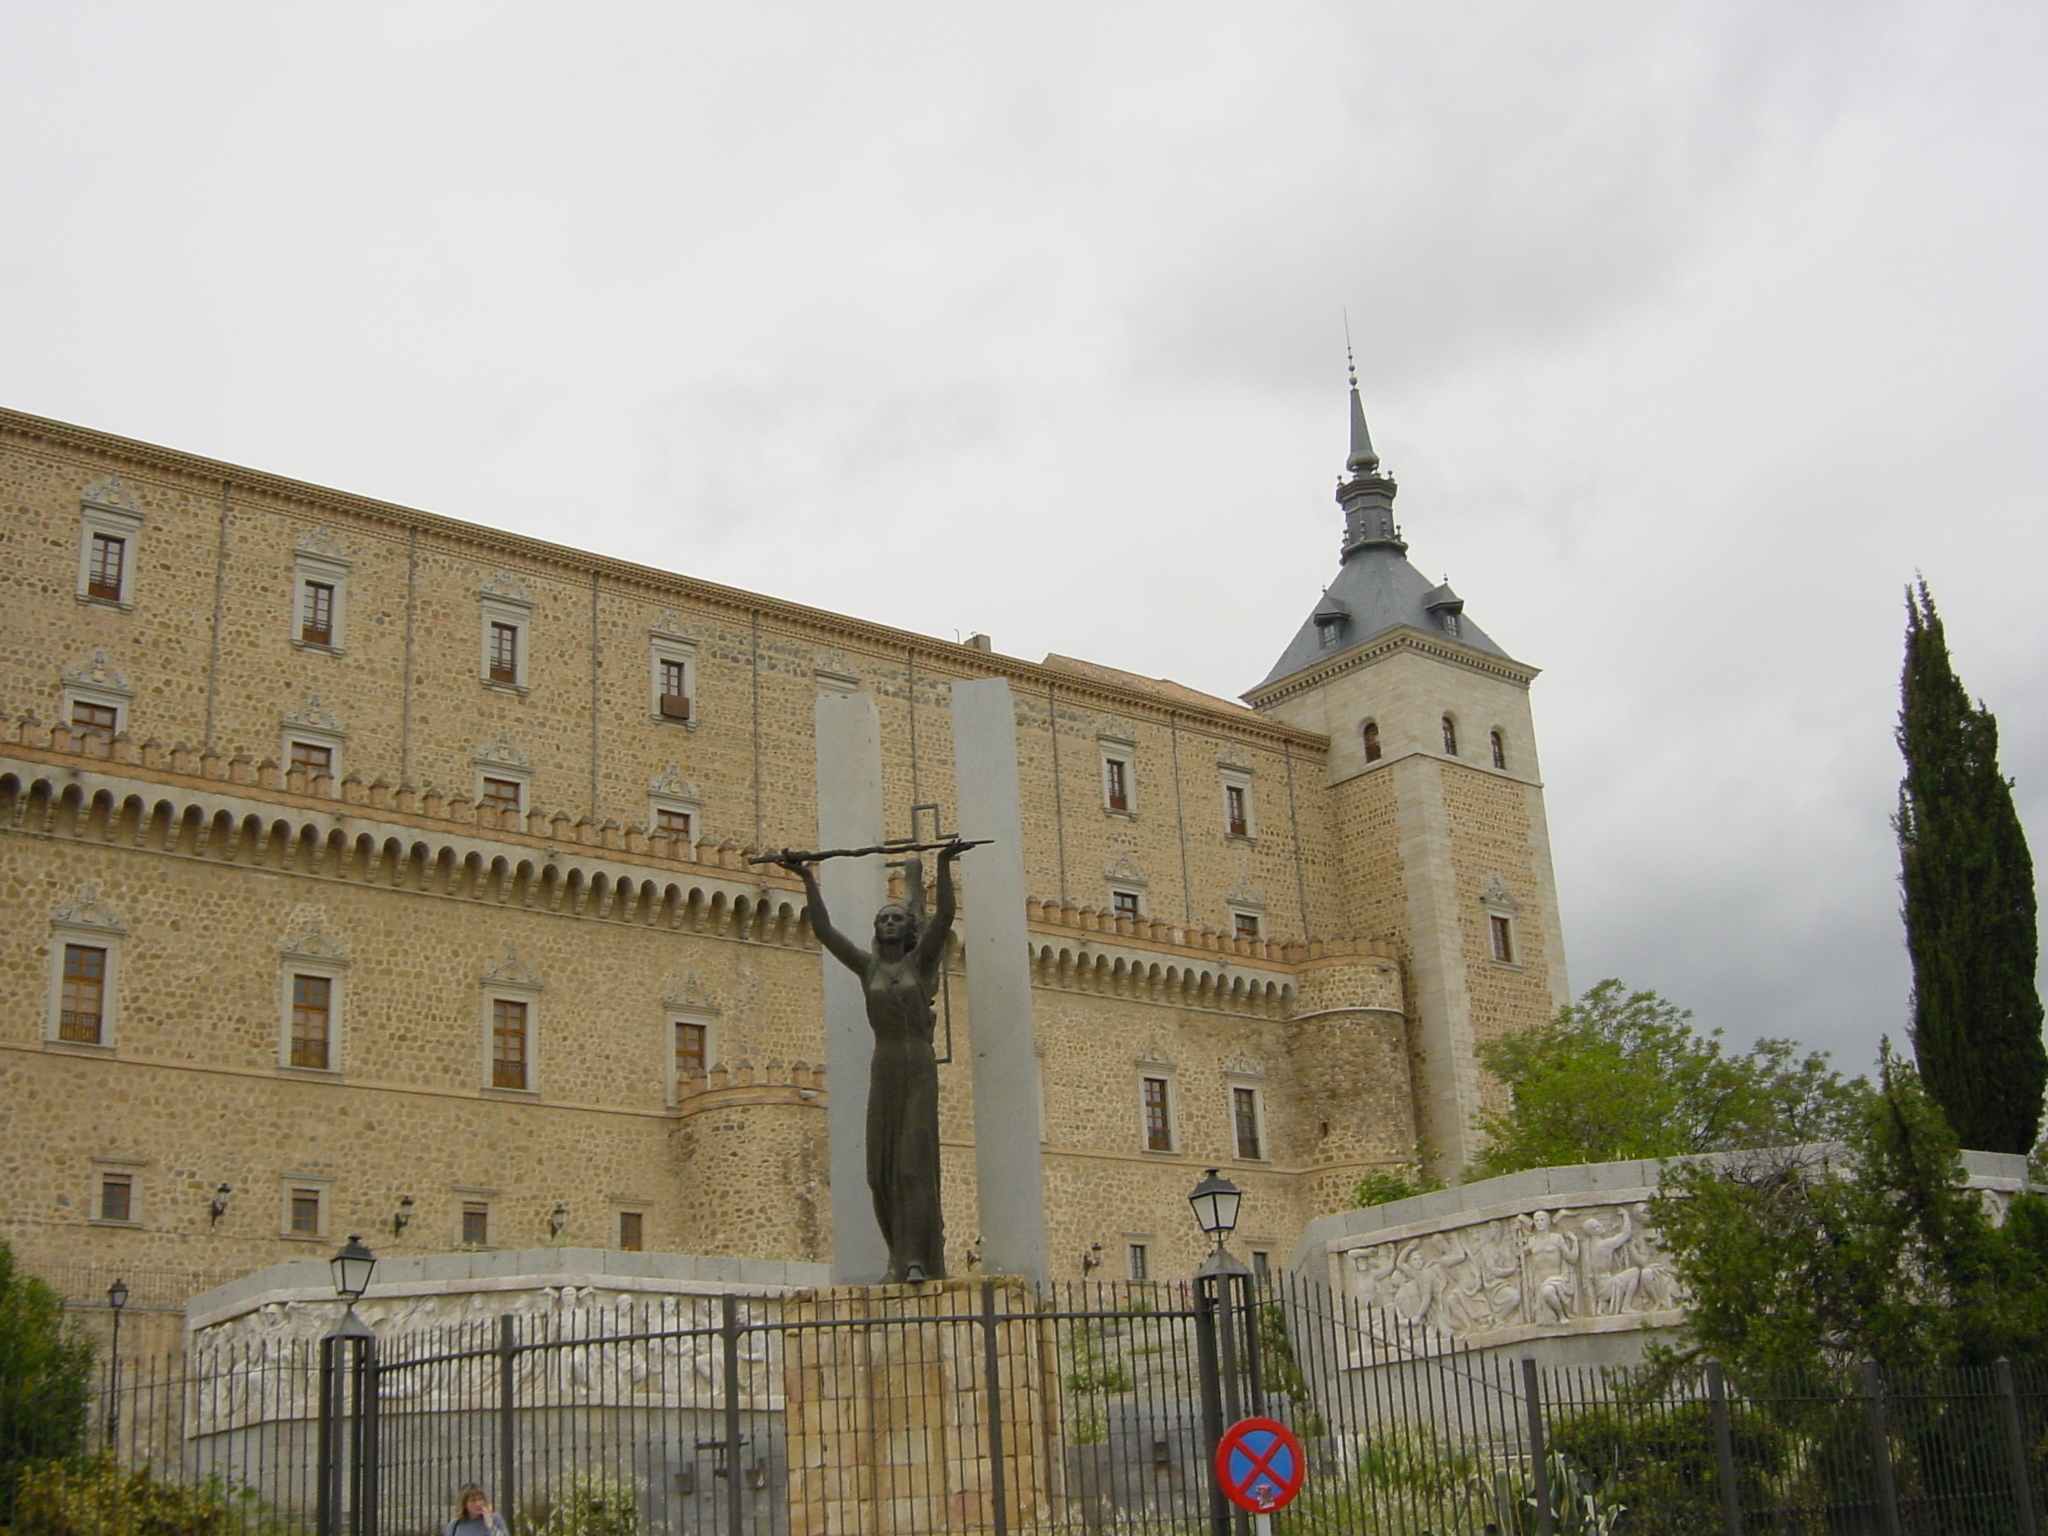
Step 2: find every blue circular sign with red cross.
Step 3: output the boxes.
[1214,1416,1305,1513]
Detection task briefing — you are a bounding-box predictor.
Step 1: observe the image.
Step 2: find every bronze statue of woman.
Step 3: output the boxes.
[776,841,969,1283]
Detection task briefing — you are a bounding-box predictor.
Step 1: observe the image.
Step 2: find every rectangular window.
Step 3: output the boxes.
[1104,757,1130,812]
[87,534,126,602]
[462,1203,490,1247]
[59,944,107,1043]
[619,1211,644,1252]
[1112,890,1141,919]
[1233,1086,1263,1161]
[1252,1251,1271,1285]
[98,1173,132,1223]
[290,974,332,1069]
[656,808,693,839]
[675,1020,708,1078]
[71,701,118,739]
[492,999,529,1089]
[1234,912,1261,940]
[1225,784,1249,837]
[480,777,523,813]
[1142,1077,1172,1152]
[289,740,334,779]
[301,581,335,645]
[1127,1243,1149,1281]
[488,621,520,685]
[1490,914,1516,963]
[290,1188,322,1235]
[658,659,691,721]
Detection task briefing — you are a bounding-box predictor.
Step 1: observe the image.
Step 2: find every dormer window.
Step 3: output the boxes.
[1441,611,1461,637]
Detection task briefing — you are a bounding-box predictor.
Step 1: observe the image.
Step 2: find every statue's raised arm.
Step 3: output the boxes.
[912,841,969,980]
[775,851,871,976]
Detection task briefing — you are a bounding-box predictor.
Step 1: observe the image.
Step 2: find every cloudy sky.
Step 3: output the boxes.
[4,2,2043,1078]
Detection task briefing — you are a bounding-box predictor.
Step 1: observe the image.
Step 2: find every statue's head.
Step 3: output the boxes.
[873,902,917,948]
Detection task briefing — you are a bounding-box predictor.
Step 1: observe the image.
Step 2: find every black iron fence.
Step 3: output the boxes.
[12,1270,2048,1535]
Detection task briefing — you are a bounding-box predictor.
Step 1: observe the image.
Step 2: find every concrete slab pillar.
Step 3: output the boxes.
[815,686,890,1284]
[949,677,1048,1282]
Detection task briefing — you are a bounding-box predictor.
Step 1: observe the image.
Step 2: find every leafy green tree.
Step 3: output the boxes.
[1897,580,2045,1154]
[1653,1048,2048,1374]
[0,1242,95,1519]
[1474,980,1866,1179]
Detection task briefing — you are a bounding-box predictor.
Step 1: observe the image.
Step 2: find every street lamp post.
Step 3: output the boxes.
[104,1278,129,1450]
[317,1237,380,1536]
[1189,1171,1263,1536]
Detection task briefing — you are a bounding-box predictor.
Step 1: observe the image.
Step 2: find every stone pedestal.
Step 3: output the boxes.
[784,1279,1055,1535]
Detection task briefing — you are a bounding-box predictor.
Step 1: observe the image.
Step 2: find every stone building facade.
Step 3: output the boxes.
[0,386,1568,1330]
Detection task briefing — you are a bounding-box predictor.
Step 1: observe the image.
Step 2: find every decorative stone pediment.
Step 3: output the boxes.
[1480,873,1517,914]
[813,649,861,692]
[649,765,702,801]
[283,695,344,736]
[663,974,720,1016]
[1216,743,1253,772]
[81,476,143,518]
[1097,715,1136,747]
[480,571,534,608]
[293,527,353,566]
[1227,880,1266,910]
[651,611,697,644]
[474,738,531,771]
[1224,1050,1266,1080]
[53,886,124,933]
[63,650,133,696]
[481,948,541,991]
[1134,1037,1175,1069]
[1104,856,1149,888]
[282,909,349,965]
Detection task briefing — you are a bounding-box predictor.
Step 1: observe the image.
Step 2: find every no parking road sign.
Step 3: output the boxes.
[1215,1416,1305,1516]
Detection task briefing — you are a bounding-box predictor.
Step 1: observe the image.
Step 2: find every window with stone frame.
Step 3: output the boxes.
[71,700,118,740]
[492,999,529,1090]
[1111,889,1142,920]
[1490,729,1507,770]
[290,974,334,1069]
[87,534,126,602]
[618,1211,644,1251]
[1362,719,1382,762]
[480,777,523,813]
[462,1202,491,1247]
[1104,756,1131,813]
[1225,783,1250,838]
[289,1187,323,1236]
[289,739,334,780]
[59,944,108,1043]
[1127,1243,1149,1281]
[675,1019,708,1079]
[1441,715,1459,756]
[1142,1076,1173,1152]
[300,580,336,646]
[488,622,520,685]
[1233,912,1261,941]
[98,1172,134,1223]
[1490,913,1516,964]
[657,807,692,839]
[1232,1085,1265,1161]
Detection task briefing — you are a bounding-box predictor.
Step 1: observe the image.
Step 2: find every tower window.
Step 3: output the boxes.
[1127,1243,1149,1281]
[488,622,521,685]
[1142,1076,1172,1152]
[492,999,529,1089]
[1490,730,1507,770]
[71,700,119,740]
[480,777,523,813]
[1104,757,1131,813]
[675,1019,708,1077]
[301,581,336,646]
[289,740,334,779]
[59,944,108,1043]
[656,807,692,838]
[1441,716,1458,756]
[1233,1086,1264,1161]
[290,974,333,1069]
[289,1188,322,1236]
[1490,914,1516,964]
[1362,720,1382,763]
[462,1202,490,1247]
[658,658,691,721]
[87,534,127,602]
[1234,912,1261,940]
[99,1173,133,1223]
[619,1211,644,1251]
[1111,889,1141,920]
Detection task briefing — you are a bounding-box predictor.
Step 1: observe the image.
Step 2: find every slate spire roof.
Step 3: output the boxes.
[1253,375,1507,691]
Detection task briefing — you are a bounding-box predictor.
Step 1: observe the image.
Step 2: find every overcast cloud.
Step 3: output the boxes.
[4,2,2043,1078]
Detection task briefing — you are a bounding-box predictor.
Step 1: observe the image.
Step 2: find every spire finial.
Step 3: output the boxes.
[1342,313,1379,475]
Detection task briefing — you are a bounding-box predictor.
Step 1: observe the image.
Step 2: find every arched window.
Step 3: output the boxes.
[1362,720,1382,763]
[1441,715,1458,756]
[1490,730,1506,770]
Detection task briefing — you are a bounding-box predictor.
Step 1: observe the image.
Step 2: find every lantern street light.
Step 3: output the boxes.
[330,1235,377,1303]
[105,1278,129,1447]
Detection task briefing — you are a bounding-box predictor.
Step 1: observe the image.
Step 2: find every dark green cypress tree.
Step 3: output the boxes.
[1896,581,2045,1153]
